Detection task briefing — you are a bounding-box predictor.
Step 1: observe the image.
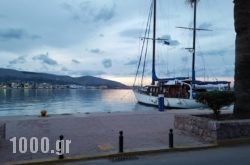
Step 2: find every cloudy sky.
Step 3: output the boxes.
[0,0,234,85]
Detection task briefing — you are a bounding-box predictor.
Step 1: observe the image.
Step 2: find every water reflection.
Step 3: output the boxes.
[0,89,155,116]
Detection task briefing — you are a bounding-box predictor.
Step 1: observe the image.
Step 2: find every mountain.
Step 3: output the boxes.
[0,68,128,89]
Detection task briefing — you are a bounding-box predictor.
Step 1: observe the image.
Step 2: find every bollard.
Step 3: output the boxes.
[169,129,173,148]
[119,131,123,153]
[59,135,64,159]
[158,94,164,112]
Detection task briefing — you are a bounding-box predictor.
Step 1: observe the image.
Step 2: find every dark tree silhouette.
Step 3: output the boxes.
[234,0,250,115]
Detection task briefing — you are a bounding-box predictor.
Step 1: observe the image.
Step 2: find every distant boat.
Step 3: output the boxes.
[133,0,231,109]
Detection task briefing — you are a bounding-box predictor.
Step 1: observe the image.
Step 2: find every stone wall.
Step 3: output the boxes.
[174,114,250,143]
[0,122,6,140]
[216,120,250,140]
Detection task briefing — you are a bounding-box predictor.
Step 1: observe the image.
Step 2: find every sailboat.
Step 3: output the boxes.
[133,0,231,109]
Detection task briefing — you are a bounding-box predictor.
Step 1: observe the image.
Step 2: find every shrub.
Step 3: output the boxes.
[195,91,235,118]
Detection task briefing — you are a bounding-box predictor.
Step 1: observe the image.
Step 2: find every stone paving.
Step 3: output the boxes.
[0,109,212,164]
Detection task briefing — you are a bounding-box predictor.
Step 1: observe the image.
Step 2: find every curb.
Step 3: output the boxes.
[4,144,217,165]
[217,138,250,146]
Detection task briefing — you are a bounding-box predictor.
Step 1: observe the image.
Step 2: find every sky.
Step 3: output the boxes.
[0,0,235,85]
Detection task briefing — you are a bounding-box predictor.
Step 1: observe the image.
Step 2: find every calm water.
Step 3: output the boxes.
[0,89,157,116]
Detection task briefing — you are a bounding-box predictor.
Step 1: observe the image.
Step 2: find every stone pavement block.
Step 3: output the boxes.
[0,110,211,164]
[0,122,6,140]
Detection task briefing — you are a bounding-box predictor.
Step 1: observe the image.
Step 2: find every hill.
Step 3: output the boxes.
[0,68,128,89]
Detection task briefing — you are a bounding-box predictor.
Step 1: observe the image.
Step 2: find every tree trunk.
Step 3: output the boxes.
[234,0,250,115]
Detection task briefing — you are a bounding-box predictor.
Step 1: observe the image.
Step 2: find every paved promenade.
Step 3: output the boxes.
[0,109,213,164]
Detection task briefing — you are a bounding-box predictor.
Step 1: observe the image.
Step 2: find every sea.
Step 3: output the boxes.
[0,89,157,117]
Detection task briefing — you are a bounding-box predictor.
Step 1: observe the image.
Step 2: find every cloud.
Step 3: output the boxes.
[0,28,25,40]
[157,35,180,46]
[197,49,227,57]
[78,70,106,76]
[198,22,213,30]
[61,1,116,23]
[181,56,189,63]
[119,28,143,38]
[102,59,112,68]
[61,2,81,22]
[61,67,68,71]
[85,48,104,54]
[94,4,116,22]
[9,55,26,65]
[72,59,80,64]
[32,53,58,66]
[90,48,103,54]
[0,28,41,41]
[124,59,138,66]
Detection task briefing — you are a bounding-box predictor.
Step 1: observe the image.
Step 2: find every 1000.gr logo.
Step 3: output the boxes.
[10,137,71,155]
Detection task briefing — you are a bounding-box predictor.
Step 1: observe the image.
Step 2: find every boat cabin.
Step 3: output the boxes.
[140,82,191,99]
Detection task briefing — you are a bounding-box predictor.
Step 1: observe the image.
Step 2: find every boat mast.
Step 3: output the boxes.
[151,0,156,85]
[191,0,197,88]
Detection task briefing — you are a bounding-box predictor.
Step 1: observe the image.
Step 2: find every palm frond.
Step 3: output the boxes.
[186,0,199,8]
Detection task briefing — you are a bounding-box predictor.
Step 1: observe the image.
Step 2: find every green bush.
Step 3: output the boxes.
[196,91,235,118]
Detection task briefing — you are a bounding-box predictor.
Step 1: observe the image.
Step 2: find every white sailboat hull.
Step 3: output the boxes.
[133,89,205,109]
